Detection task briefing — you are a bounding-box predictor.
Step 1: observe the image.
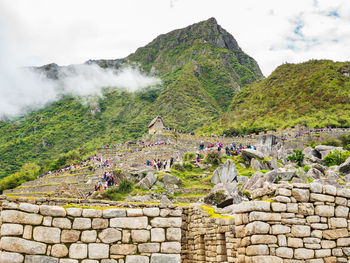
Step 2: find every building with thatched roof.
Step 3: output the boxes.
[148,116,165,134]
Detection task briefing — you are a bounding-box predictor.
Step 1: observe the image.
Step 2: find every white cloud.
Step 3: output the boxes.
[0,0,349,76]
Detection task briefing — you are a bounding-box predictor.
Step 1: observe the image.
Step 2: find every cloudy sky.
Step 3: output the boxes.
[1,0,350,76]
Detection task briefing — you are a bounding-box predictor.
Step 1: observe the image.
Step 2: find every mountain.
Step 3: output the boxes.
[0,17,262,178]
[201,60,350,135]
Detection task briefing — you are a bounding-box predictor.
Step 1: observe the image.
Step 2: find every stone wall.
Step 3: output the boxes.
[1,182,350,263]
[0,199,183,263]
[233,183,350,263]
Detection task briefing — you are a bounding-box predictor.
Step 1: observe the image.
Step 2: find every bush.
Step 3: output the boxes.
[204,151,223,165]
[173,163,185,172]
[114,168,122,176]
[287,150,305,166]
[183,152,196,161]
[183,162,194,171]
[303,165,311,172]
[323,149,350,166]
[321,137,341,147]
[118,180,133,193]
[0,163,41,194]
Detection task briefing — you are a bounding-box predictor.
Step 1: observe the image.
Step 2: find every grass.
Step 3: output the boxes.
[201,205,235,220]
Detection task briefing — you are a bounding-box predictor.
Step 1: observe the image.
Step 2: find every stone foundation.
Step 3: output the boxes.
[0,182,349,262]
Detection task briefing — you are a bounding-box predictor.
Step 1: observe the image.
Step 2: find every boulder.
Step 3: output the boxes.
[201,182,241,208]
[311,163,327,174]
[163,174,182,185]
[251,159,263,171]
[267,159,279,170]
[256,134,283,156]
[339,157,350,174]
[241,149,265,161]
[307,168,323,180]
[303,147,321,159]
[136,172,157,189]
[242,172,266,191]
[275,166,297,181]
[210,159,237,184]
[314,145,344,159]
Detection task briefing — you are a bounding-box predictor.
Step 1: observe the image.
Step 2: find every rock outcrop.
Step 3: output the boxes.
[210,159,237,184]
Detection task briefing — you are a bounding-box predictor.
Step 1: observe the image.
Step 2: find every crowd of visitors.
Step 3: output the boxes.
[146,157,174,171]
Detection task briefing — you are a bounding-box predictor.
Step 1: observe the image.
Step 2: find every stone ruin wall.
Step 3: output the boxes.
[0,182,350,263]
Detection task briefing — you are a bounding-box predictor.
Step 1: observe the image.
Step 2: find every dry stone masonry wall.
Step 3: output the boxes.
[233,183,350,263]
[0,182,350,263]
[0,201,183,263]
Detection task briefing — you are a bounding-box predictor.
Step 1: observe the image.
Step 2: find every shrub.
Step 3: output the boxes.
[323,149,350,166]
[173,163,185,171]
[183,162,194,171]
[183,152,196,161]
[321,137,341,147]
[287,150,305,166]
[114,168,122,176]
[204,151,223,165]
[0,163,41,194]
[118,180,133,193]
[303,165,311,172]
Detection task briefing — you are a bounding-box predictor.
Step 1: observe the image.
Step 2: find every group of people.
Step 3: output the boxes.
[198,141,256,157]
[94,171,115,192]
[146,157,175,171]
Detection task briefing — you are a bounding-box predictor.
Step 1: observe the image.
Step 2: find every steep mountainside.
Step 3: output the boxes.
[201,60,350,135]
[0,18,262,178]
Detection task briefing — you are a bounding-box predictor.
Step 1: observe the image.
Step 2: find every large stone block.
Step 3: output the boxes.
[66,208,82,217]
[138,243,160,253]
[245,221,270,235]
[51,244,69,257]
[150,254,181,263]
[143,207,160,217]
[161,242,181,253]
[1,223,23,236]
[82,209,102,218]
[288,237,303,248]
[150,217,182,228]
[110,244,137,255]
[110,217,148,229]
[61,230,80,243]
[294,248,314,259]
[337,188,350,198]
[24,255,58,263]
[0,237,46,254]
[271,225,290,235]
[246,245,269,255]
[251,235,277,244]
[275,247,293,258]
[69,243,87,259]
[322,229,348,239]
[60,259,79,263]
[337,238,350,247]
[335,206,349,218]
[1,210,43,225]
[52,218,72,229]
[99,228,121,243]
[250,256,283,263]
[91,218,108,229]
[292,188,310,202]
[88,243,109,259]
[315,205,334,217]
[131,230,150,242]
[81,230,97,243]
[33,226,61,243]
[166,228,181,241]
[19,203,39,213]
[151,228,165,242]
[233,201,270,213]
[103,208,126,218]
[72,218,91,229]
[39,205,66,217]
[0,251,24,263]
[291,225,311,237]
[298,203,314,216]
[127,209,143,216]
[329,218,347,228]
[249,212,281,222]
[310,193,334,202]
[125,255,149,263]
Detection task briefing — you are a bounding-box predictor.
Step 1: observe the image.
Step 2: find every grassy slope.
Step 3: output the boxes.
[0,18,262,178]
[201,60,350,134]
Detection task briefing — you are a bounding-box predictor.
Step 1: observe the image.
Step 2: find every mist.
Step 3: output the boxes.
[0,25,161,120]
[0,61,161,120]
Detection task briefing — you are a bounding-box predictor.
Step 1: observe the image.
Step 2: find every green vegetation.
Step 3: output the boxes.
[100,180,133,201]
[303,165,311,172]
[0,163,40,194]
[0,18,262,181]
[323,149,350,166]
[201,60,350,135]
[322,133,350,150]
[287,150,305,166]
[204,152,223,165]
